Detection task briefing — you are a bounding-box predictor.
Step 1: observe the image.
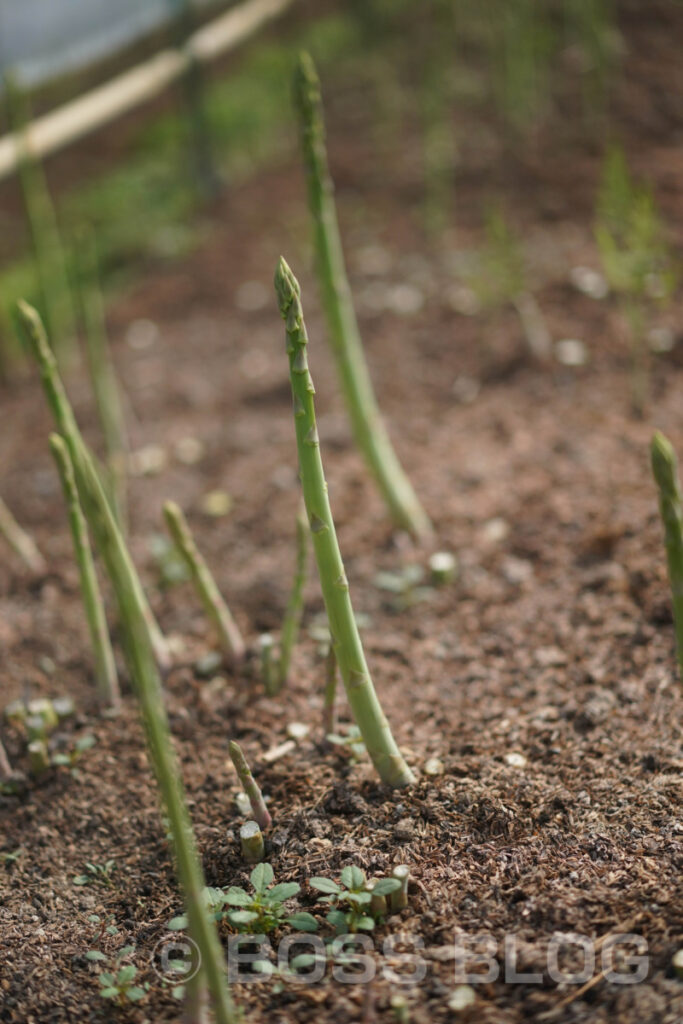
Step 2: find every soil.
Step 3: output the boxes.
[1,2,682,1022]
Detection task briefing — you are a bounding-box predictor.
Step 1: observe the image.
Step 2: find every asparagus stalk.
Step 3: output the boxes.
[163,501,245,668]
[77,228,129,530]
[259,634,276,695]
[292,53,431,540]
[275,257,414,788]
[389,865,410,912]
[105,557,238,1024]
[16,300,170,672]
[4,74,76,363]
[49,433,120,709]
[0,497,46,574]
[322,642,337,738]
[239,821,265,864]
[275,507,309,690]
[651,431,683,680]
[228,740,272,830]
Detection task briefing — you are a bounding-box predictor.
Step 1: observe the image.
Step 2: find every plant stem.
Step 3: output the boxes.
[77,228,129,531]
[0,737,13,780]
[259,634,276,695]
[322,642,337,738]
[16,300,170,672]
[49,433,120,709]
[275,257,415,788]
[389,864,410,911]
[275,506,309,691]
[228,740,272,830]
[239,820,265,863]
[0,497,46,574]
[651,431,683,681]
[292,53,432,540]
[4,74,76,364]
[163,501,245,667]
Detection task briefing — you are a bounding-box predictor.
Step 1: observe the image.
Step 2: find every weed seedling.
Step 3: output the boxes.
[309,866,401,933]
[73,859,117,888]
[85,946,148,1005]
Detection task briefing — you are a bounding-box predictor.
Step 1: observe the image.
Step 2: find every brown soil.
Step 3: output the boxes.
[1,3,682,1022]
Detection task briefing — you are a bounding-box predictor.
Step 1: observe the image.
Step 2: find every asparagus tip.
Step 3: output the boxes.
[651,430,677,490]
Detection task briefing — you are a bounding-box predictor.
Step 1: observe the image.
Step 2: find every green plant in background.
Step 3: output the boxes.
[292,53,432,539]
[168,864,318,935]
[16,301,170,672]
[466,204,551,361]
[309,866,401,934]
[595,146,677,416]
[85,946,148,1005]
[163,500,245,668]
[651,432,683,684]
[51,733,97,775]
[326,724,366,763]
[73,859,118,888]
[49,434,120,710]
[419,0,458,235]
[564,0,618,124]
[275,257,415,789]
[4,74,76,365]
[0,496,46,573]
[261,507,309,695]
[487,0,556,136]
[76,228,129,530]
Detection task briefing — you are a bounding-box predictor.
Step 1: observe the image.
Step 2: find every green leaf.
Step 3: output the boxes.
[117,965,137,984]
[326,909,349,934]
[290,953,319,970]
[167,915,188,931]
[86,951,107,962]
[348,891,372,905]
[51,753,71,766]
[126,986,146,1001]
[72,875,89,886]
[106,925,119,936]
[228,909,259,925]
[267,882,300,903]
[356,915,375,931]
[75,734,96,752]
[203,886,227,909]
[100,987,120,999]
[309,876,340,894]
[98,973,116,987]
[285,912,318,932]
[223,887,252,906]
[250,862,274,893]
[171,985,186,1000]
[118,945,135,959]
[371,878,402,896]
[341,866,365,890]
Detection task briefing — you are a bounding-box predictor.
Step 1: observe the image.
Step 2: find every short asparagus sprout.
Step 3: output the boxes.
[275,257,414,789]
[390,994,410,1024]
[428,551,458,585]
[16,301,170,673]
[163,501,245,668]
[259,633,275,693]
[389,865,410,912]
[240,820,265,864]
[228,740,272,831]
[322,643,337,738]
[50,434,120,709]
[651,432,683,681]
[0,497,46,574]
[273,508,309,692]
[27,739,50,777]
[4,700,27,726]
[52,696,75,721]
[26,698,59,734]
[367,877,387,918]
[292,53,431,539]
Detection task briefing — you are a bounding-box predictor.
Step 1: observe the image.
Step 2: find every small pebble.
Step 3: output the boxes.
[174,437,205,465]
[126,318,159,350]
[129,444,167,477]
[505,752,527,768]
[555,338,588,366]
[201,490,232,517]
[194,651,223,678]
[448,985,476,1011]
[429,552,458,585]
[286,722,310,741]
[648,325,675,353]
[424,758,445,776]
[569,266,608,300]
[481,517,509,546]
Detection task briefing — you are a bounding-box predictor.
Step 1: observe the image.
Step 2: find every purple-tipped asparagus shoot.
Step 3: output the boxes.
[228,740,272,830]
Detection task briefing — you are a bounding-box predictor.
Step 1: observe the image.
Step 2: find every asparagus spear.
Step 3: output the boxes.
[275,257,414,788]
[77,228,129,531]
[322,642,337,738]
[16,300,170,672]
[651,431,683,680]
[292,53,431,540]
[0,497,46,574]
[228,740,272,830]
[49,433,120,709]
[239,821,265,864]
[163,501,245,668]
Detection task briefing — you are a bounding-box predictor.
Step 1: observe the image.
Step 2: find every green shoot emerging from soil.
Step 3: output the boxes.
[74,859,117,888]
[309,866,402,934]
[595,147,677,415]
[50,433,120,709]
[651,431,683,683]
[228,740,272,831]
[168,864,317,935]
[85,946,148,1006]
[292,52,431,539]
[275,257,415,789]
[163,500,245,667]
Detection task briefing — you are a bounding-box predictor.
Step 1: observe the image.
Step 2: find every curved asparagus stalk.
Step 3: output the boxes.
[0,496,46,574]
[651,431,683,681]
[163,501,245,667]
[275,257,414,788]
[16,300,170,672]
[49,434,120,709]
[292,53,431,540]
[228,740,272,830]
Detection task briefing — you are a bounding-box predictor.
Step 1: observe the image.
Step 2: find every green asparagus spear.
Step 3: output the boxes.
[228,740,272,830]
[275,257,414,788]
[322,642,337,738]
[163,501,245,667]
[292,53,431,540]
[270,507,309,694]
[49,433,120,709]
[16,300,169,672]
[0,496,46,574]
[77,228,129,531]
[651,431,683,679]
